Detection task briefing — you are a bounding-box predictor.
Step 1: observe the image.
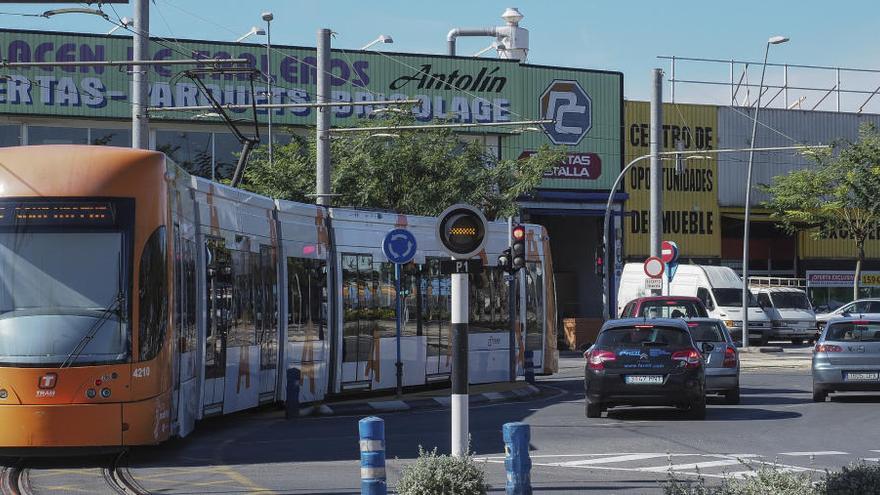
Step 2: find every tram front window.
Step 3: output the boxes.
[0,200,131,367]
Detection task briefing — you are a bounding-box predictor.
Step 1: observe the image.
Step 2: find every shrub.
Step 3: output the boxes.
[663,462,819,495]
[822,462,880,495]
[396,446,490,495]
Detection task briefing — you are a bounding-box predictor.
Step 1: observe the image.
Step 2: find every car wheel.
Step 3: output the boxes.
[812,386,827,403]
[586,401,603,418]
[687,397,707,420]
[724,388,741,405]
[792,338,804,345]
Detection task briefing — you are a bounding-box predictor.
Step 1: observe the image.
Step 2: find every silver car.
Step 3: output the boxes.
[815,299,880,331]
[812,316,880,402]
[685,318,741,404]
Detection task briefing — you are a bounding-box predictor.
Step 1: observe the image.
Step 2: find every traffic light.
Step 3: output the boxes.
[511,225,526,272]
[497,248,513,273]
[595,244,605,277]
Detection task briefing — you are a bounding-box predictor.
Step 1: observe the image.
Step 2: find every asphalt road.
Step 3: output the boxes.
[14,351,880,494]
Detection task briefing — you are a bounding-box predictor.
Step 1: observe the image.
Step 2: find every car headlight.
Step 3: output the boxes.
[724,320,737,328]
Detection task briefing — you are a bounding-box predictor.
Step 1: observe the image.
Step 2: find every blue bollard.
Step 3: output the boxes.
[524,350,535,384]
[503,422,532,495]
[359,416,387,495]
[285,367,301,420]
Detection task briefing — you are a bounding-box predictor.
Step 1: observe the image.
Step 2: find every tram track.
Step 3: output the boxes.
[1,452,150,495]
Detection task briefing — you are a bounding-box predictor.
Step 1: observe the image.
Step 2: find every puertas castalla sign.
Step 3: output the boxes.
[518,150,601,179]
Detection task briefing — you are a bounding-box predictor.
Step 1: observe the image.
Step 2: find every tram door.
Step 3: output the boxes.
[340,254,374,389]
[173,225,199,436]
[424,258,452,380]
[203,238,232,415]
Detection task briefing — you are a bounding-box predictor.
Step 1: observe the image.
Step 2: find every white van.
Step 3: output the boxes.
[617,263,772,344]
[753,287,817,344]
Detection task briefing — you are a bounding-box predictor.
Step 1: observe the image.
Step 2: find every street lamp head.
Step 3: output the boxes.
[253,27,267,36]
[42,7,109,19]
[768,35,790,45]
[234,26,266,43]
[261,11,274,22]
[377,35,393,44]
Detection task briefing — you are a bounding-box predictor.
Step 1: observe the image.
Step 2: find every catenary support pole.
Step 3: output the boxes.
[316,28,331,206]
[132,0,149,149]
[451,272,469,457]
[266,17,273,166]
[649,68,663,296]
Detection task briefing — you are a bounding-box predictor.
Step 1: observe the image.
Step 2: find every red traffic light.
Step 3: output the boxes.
[512,225,526,241]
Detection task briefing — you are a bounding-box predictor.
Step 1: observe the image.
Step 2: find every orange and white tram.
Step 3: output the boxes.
[0,145,557,449]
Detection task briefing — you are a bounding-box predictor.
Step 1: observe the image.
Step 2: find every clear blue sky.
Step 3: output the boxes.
[3,0,880,107]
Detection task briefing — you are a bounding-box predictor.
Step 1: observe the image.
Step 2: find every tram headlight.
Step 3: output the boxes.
[0,389,7,399]
[100,388,111,398]
[86,388,96,399]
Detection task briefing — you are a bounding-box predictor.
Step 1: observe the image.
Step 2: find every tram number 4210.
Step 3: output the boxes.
[133,366,151,379]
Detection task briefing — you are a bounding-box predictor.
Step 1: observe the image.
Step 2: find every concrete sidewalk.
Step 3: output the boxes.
[298,381,545,417]
[738,344,813,370]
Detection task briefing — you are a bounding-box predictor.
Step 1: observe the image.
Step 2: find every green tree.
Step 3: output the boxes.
[761,123,880,299]
[240,115,565,219]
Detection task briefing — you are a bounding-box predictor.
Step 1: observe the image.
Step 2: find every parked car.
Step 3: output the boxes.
[617,263,771,345]
[812,316,880,402]
[815,298,880,332]
[583,318,706,419]
[753,287,817,345]
[619,296,709,319]
[685,318,740,404]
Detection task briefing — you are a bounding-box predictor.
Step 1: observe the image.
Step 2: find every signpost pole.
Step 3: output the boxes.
[395,263,403,398]
[451,271,469,457]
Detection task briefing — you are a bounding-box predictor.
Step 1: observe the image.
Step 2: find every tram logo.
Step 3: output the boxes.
[539,80,592,145]
[38,373,57,389]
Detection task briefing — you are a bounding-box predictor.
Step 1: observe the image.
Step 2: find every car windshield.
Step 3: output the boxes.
[770,292,811,310]
[713,288,758,307]
[687,322,726,342]
[638,300,707,318]
[825,322,880,342]
[597,326,691,347]
[0,229,129,366]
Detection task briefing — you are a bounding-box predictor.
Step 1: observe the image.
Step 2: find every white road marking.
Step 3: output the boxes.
[778,451,848,456]
[548,453,672,467]
[641,459,746,472]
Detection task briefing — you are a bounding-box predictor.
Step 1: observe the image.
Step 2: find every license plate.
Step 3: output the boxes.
[845,372,880,381]
[625,375,664,385]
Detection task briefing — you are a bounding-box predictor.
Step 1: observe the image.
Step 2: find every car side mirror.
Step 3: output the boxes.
[700,342,715,353]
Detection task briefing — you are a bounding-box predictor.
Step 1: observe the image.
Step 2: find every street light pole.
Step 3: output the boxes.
[316,28,332,207]
[649,68,663,295]
[742,35,788,349]
[262,12,274,166]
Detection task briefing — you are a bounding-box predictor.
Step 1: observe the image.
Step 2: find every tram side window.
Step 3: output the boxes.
[259,246,279,369]
[229,249,258,347]
[423,258,451,358]
[287,257,327,342]
[139,226,168,362]
[469,267,510,334]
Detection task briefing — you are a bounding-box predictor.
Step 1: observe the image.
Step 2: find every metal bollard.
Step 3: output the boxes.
[503,422,532,495]
[524,350,535,384]
[285,367,301,420]
[359,416,387,495]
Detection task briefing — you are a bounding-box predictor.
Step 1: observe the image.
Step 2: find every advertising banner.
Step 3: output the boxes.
[623,102,719,258]
[806,270,880,288]
[0,29,622,190]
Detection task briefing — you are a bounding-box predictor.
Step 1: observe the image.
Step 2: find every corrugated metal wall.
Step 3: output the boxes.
[717,107,880,206]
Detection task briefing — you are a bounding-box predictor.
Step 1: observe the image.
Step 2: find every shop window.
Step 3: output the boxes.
[0,125,21,147]
[139,226,168,361]
[91,128,131,147]
[156,130,212,178]
[28,126,87,145]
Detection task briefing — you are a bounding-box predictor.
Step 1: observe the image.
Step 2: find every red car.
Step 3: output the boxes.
[619,296,709,319]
